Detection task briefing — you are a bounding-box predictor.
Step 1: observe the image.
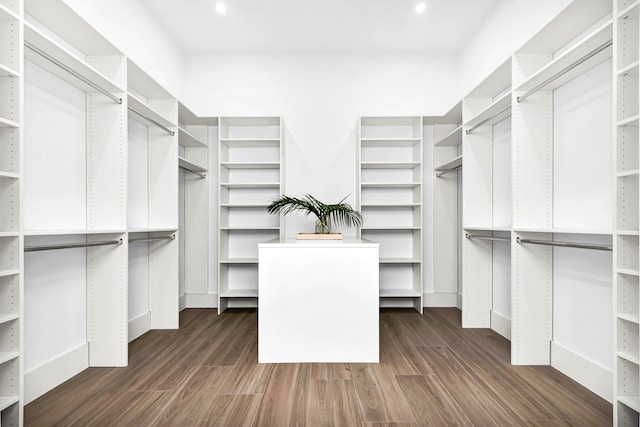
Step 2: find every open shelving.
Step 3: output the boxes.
[218,117,283,313]
[358,116,423,312]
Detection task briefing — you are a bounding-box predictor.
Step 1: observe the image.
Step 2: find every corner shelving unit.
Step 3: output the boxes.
[358,116,423,312]
[0,0,22,423]
[614,0,640,424]
[218,117,283,313]
[427,102,462,307]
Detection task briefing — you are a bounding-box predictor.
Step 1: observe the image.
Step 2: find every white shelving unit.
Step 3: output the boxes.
[461,58,512,330]
[178,103,213,308]
[0,0,21,423]
[358,116,423,312]
[511,0,613,367]
[615,0,640,424]
[218,117,283,313]
[426,102,462,307]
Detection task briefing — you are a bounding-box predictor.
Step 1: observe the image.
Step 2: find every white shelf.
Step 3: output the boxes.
[434,125,462,146]
[220,258,258,264]
[127,93,176,130]
[220,226,279,231]
[24,229,126,236]
[515,20,613,95]
[435,155,462,172]
[0,352,19,366]
[617,230,640,236]
[178,127,206,147]
[617,61,639,77]
[0,117,19,128]
[178,156,207,174]
[362,226,420,230]
[360,138,421,147]
[0,232,19,238]
[513,227,613,235]
[0,3,19,22]
[220,203,270,208]
[619,395,640,413]
[0,396,19,412]
[380,289,421,298]
[619,350,640,364]
[361,182,421,188]
[0,172,18,179]
[24,22,125,96]
[618,1,640,19]
[618,268,640,277]
[0,269,19,278]
[361,203,421,208]
[220,182,280,188]
[128,228,177,234]
[619,312,640,324]
[360,162,420,169]
[618,170,640,178]
[220,138,280,147]
[464,91,511,128]
[379,257,421,264]
[0,63,19,78]
[464,226,512,232]
[220,162,280,169]
[0,314,18,326]
[220,289,258,298]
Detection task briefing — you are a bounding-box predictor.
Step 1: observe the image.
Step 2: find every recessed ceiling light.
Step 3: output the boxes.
[415,2,427,14]
[215,2,227,14]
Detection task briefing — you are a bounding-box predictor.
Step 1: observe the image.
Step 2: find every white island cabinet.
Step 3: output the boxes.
[258,239,379,363]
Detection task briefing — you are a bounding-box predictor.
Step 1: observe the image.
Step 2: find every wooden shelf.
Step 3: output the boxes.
[515,20,613,95]
[464,91,511,128]
[220,162,280,169]
[24,22,124,96]
[380,289,421,298]
[178,127,206,147]
[127,93,176,130]
[434,125,462,146]
[0,314,18,326]
[178,156,207,174]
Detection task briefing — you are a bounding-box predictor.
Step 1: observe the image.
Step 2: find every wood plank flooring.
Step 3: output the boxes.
[25,308,613,426]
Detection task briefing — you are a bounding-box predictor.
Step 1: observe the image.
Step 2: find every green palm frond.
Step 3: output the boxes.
[267,193,362,230]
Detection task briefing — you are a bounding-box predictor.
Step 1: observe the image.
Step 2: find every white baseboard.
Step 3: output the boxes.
[490,310,511,340]
[551,341,612,403]
[25,343,89,404]
[423,292,458,307]
[185,293,218,308]
[179,294,187,311]
[128,312,151,342]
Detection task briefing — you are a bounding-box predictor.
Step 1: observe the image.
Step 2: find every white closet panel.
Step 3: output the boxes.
[553,59,613,230]
[24,236,87,371]
[422,125,434,293]
[24,61,86,230]
[209,127,219,294]
[127,118,149,229]
[128,242,149,321]
[492,240,511,320]
[179,169,185,297]
[553,234,613,370]
[492,117,511,228]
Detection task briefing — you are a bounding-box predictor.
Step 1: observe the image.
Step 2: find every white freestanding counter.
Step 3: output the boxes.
[258,238,379,363]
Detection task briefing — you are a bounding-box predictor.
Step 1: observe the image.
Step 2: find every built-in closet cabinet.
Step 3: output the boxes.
[0,0,21,424]
[126,60,179,331]
[461,58,512,331]
[615,0,640,423]
[217,117,283,313]
[178,103,212,308]
[357,116,423,312]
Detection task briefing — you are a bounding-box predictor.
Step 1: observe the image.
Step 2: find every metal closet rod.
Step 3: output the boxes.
[465,104,511,135]
[516,237,612,251]
[129,235,176,243]
[517,40,612,103]
[179,166,206,179]
[25,238,123,252]
[25,42,122,105]
[435,165,462,178]
[465,233,511,242]
[127,106,176,136]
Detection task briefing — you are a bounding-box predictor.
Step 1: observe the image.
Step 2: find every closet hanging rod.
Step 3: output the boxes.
[516,237,612,251]
[465,233,511,242]
[127,106,176,136]
[179,166,206,179]
[129,235,176,244]
[435,165,462,178]
[25,42,122,105]
[25,238,123,252]
[517,40,612,103]
[465,105,511,135]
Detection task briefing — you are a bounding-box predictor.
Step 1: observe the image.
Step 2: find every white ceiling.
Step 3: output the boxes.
[138,0,502,54]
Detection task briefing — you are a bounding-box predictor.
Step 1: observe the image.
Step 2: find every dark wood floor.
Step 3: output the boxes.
[25,308,612,426]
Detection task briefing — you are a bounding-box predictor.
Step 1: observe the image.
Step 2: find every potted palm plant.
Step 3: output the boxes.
[266,193,362,238]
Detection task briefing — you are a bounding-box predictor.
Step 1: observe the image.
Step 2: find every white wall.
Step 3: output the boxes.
[185,53,459,238]
[63,0,183,98]
[458,0,571,96]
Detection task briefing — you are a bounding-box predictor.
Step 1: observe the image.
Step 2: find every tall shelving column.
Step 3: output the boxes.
[461,58,512,329]
[0,0,22,424]
[429,103,462,306]
[614,0,640,423]
[127,60,179,330]
[218,117,283,313]
[178,103,213,307]
[358,117,423,313]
